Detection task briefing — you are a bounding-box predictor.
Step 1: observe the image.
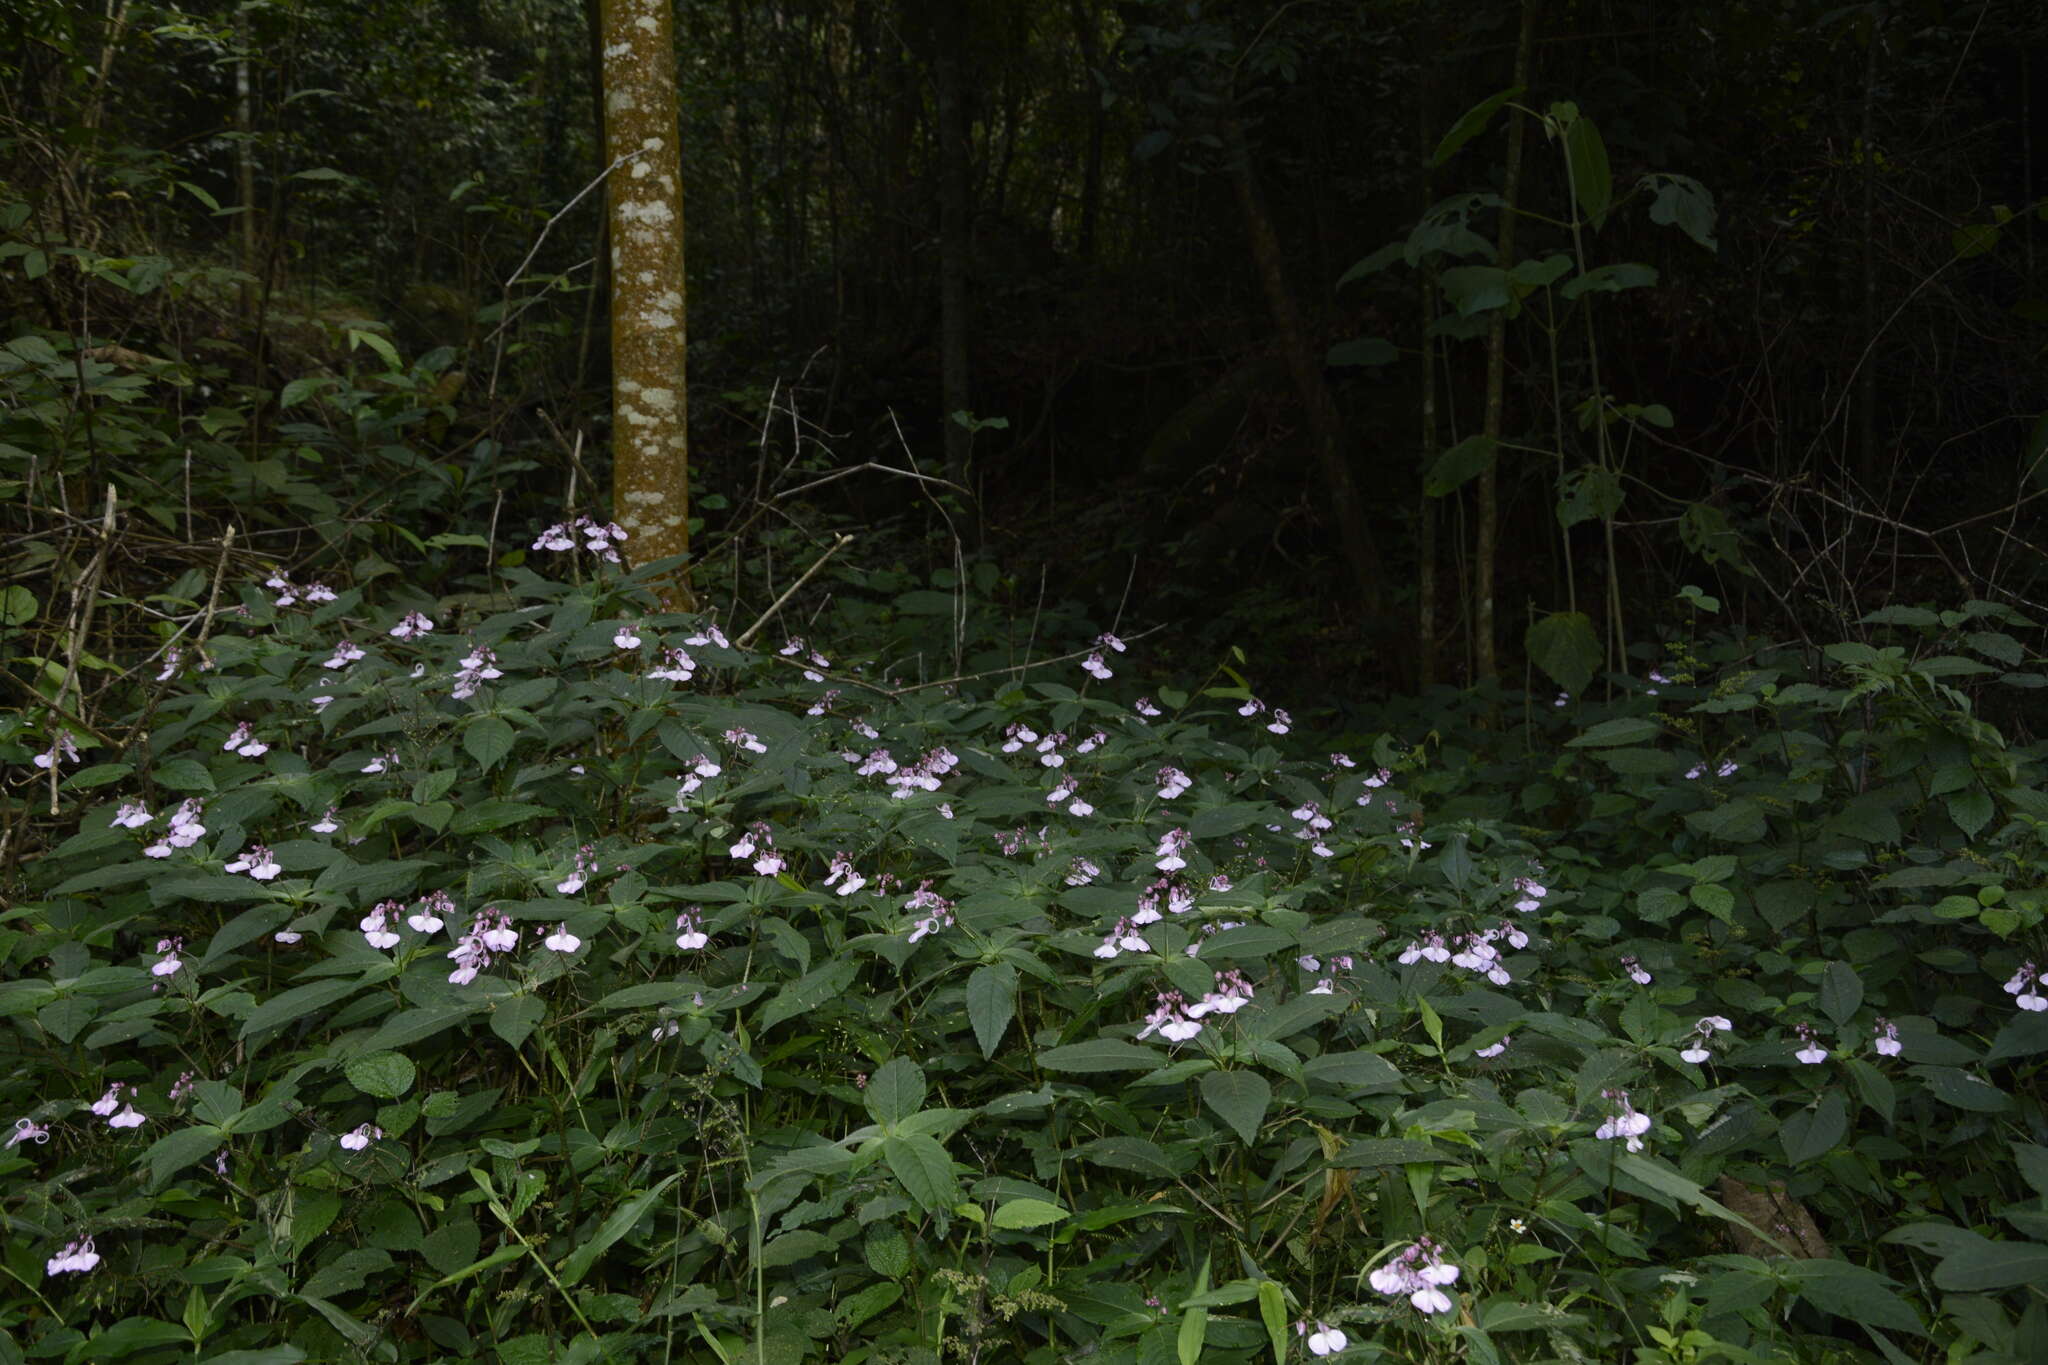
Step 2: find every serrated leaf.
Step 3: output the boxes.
[1200,1069,1271,1146]
[1526,610,1600,696]
[241,979,362,1040]
[882,1133,957,1214]
[1038,1039,1166,1073]
[1812,962,1860,1026]
[489,995,544,1050]
[145,1123,226,1189]
[1563,113,1612,226]
[1780,1092,1847,1165]
[557,1171,680,1287]
[756,960,855,1034]
[992,1197,1069,1230]
[967,963,1016,1059]
[1568,716,1664,747]
[463,716,515,772]
[1433,85,1524,166]
[1424,434,1498,496]
[346,1051,416,1099]
[866,1057,926,1127]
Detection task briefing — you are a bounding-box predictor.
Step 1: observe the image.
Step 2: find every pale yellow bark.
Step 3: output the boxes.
[602,0,693,600]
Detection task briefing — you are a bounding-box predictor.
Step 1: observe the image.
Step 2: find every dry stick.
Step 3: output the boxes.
[48,486,118,813]
[485,149,645,401]
[735,533,854,650]
[882,624,1166,698]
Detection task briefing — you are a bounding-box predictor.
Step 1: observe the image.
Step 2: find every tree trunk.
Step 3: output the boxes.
[601,0,693,601]
[1476,0,1536,683]
[1224,112,1386,619]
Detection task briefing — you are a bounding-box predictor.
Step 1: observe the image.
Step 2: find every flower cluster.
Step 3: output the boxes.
[45,1237,100,1276]
[1793,1022,1829,1065]
[1298,1321,1348,1356]
[532,514,628,563]
[649,646,697,682]
[221,722,269,758]
[90,1083,145,1129]
[1679,1015,1734,1064]
[225,843,281,880]
[904,882,955,943]
[2005,962,2047,1012]
[339,1123,384,1151]
[388,610,434,640]
[1368,1238,1461,1314]
[730,824,785,876]
[263,572,337,608]
[141,799,207,858]
[452,645,503,699]
[448,910,518,985]
[1595,1088,1651,1151]
[1872,1017,1903,1056]
[1135,991,1201,1043]
[673,909,710,951]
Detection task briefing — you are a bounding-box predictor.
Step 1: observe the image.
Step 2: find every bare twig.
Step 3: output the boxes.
[735,533,854,649]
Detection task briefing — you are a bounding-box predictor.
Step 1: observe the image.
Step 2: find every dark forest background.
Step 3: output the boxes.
[6,0,2047,702]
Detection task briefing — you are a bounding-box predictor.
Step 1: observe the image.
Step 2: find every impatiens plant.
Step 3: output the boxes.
[3,548,2045,1364]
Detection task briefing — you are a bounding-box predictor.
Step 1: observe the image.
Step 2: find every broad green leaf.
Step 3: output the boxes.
[1567,717,1664,747]
[346,1051,416,1099]
[1433,85,1524,166]
[866,1057,926,1127]
[1785,1261,1924,1335]
[1331,1138,1448,1168]
[1780,1093,1847,1165]
[882,1133,957,1214]
[1560,263,1657,299]
[1817,962,1864,1026]
[1932,1241,2048,1292]
[1561,111,1612,226]
[463,717,515,773]
[347,328,403,373]
[967,963,1017,1059]
[557,1172,681,1287]
[1685,799,1767,844]
[1645,172,1719,251]
[1424,434,1498,496]
[1300,1050,1403,1093]
[1556,464,1623,528]
[1910,1066,2009,1112]
[145,1123,226,1189]
[241,979,362,1040]
[1200,1069,1271,1145]
[489,995,544,1050]
[756,960,856,1034]
[1259,1280,1288,1363]
[1037,1039,1166,1073]
[1526,611,1600,696]
[992,1198,1069,1230]
[1440,266,1513,317]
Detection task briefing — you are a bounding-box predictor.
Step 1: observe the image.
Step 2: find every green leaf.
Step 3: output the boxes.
[1780,1092,1848,1165]
[1037,1039,1166,1073]
[1952,222,2001,258]
[755,960,856,1034]
[1567,717,1664,747]
[992,1198,1069,1230]
[557,1172,681,1287]
[1685,798,1768,844]
[345,1051,416,1099]
[1560,263,1657,299]
[278,376,330,409]
[882,1133,957,1214]
[241,979,361,1040]
[1526,611,1600,696]
[1645,172,1719,251]
[1817,963,1864,1026]
[1258,1280,1288,1364]
[967,963,1017,1059]
[488,994,544,1050]
[866,1057,926,1127]
[1200,1070,1271,1146]
[1910,1066,2010,1112]
[1562,112,1612,226]
[1785,1261,1924,1335]
[463,717,515,773]
[1433,85,1524,166]
[1440,266,1514,317]
[1946,788,1993,837]
[1331,1138,1449,1169]
[1932,1241,2048,1292]
[1424,434,1499,496]
[346,328,403,373]
[0,585,35,626]
[145,1123,226,1189]
[1555,464,1624,529]
[448,800,552,835]
[1300,1050,1404,1093]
